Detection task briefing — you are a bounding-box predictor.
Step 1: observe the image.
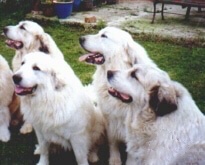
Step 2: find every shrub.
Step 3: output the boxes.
[0,0,33,19]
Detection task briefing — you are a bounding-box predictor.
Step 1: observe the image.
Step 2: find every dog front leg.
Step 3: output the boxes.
[126,152,137,165]
[20,121,33,134]
[34,128,49,165]
[70,133,89,165]
[37,152,49,165]
[0,106,10,142]
[109,140,122,165]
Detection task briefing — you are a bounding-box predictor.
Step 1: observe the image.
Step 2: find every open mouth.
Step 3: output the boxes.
[79,53,105,65]
[108,87,132,103]
[5,39,23,50]
[14,85,37,96]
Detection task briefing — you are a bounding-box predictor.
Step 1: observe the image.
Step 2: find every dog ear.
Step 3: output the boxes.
[36,35,49,54]
[149,84,178,117]
[125,41,137,65]
[51,71,66,90]
[126,40,148,66]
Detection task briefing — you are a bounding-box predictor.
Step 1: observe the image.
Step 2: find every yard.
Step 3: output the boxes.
[0,2,205,164]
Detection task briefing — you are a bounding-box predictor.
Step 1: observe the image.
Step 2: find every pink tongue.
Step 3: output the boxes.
[6,39,21,46]
[15,42,22,47]
[108,87,115,93]
[95,56,103,62]
[6,39,14,44]
[79,53,94,62]
[120,93,130,100]
[15,86,25,94]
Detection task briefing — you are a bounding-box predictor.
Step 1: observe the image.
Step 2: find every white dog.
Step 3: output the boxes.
[12,52,105,165]
[3,20,64,134]
[3,20,64,72]
[107,64,205,165]
[0,55,15,142]
[79,26,157,165]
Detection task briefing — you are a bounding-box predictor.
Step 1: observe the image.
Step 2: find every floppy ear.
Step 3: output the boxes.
[149,84,178,116]
[125,40,137,65]
[125,40,148,66]
[36,34,49,54]
[51,71,66,90]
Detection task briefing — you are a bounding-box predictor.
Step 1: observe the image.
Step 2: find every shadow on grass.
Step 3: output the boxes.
[1,125,128,165]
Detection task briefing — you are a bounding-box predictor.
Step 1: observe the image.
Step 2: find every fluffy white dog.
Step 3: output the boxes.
[0,55,15,142]
[3,20,64,72]
[107,64,205,165]
[12,52,105,165]
[79,26,157,165]
[3,20,64,134]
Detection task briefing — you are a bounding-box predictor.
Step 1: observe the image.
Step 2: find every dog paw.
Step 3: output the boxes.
[20,123,33,134]
[36,162,48,165]
[0,127,10,142]
[34,144,41,155]
[88,152,99,163]
[109,157,122,165]
[36,157,49,165]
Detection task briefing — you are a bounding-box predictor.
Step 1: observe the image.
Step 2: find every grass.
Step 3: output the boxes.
[0,17,205,164]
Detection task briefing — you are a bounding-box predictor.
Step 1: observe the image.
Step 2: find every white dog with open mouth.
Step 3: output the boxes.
[3,20,64,72]
[3,20,64,134]
[107,64,205,165]
[79,27,157,165]
[0,55,15,142]
[12,52,105,165]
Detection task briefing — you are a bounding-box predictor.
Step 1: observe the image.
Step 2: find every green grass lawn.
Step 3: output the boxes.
[0,18,205,165]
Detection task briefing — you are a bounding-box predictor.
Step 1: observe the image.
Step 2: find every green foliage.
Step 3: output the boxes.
[96,19,107,29]
[0,0,32,19]
[41,0,53,4]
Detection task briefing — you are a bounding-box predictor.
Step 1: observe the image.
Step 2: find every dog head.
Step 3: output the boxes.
[107,64,178,117]
[79,26,147,66]
[3,20,49,53]
[12,52,66,96]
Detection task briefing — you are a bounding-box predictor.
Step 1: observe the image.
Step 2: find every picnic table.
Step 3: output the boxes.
[151,0,205,23]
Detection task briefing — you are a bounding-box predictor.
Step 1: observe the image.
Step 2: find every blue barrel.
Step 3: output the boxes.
[54,2,73,19]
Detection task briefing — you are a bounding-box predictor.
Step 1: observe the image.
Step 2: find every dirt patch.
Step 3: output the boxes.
[27,0,205,44]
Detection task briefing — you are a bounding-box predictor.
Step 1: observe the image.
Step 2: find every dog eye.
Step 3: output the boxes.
[21,61,25,65]
[101,34,107,38]
[131,71,138,80]
[19,25,26,30]
[33,66,40,71]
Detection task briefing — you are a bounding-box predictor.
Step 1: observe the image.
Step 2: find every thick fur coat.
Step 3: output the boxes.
[3,20,64,134]
[107,64,205,165]
[0,55,15,142]
[79,27,157,165]
[12,52,105,165]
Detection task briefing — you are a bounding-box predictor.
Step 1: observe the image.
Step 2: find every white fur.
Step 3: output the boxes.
[107,64,205,165]
[0,55,14,142]
[80,27,157,165]
[4,20,64,72]
[13,52,105,165]
[4,20,64,134]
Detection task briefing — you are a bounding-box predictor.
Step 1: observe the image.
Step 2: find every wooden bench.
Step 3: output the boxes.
[151,0,205,23]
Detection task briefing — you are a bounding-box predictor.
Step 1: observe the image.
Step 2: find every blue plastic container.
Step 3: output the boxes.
[54,1,73,19]
[73,0,81,11]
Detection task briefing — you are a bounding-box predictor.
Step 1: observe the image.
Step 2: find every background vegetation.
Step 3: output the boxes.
[0,2,205,164]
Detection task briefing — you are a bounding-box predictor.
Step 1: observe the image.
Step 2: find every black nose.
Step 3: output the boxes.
[107,70,114,80]
[79,36,85,45]
[13,74,22,84]
[3,27,8,34]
